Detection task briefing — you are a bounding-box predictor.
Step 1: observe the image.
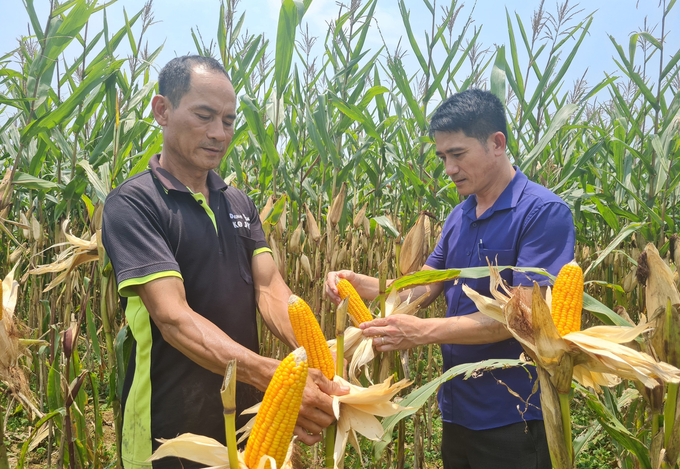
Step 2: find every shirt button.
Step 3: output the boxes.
[472,222,477,228]
[198,200,203,204]
[466,250,471,256]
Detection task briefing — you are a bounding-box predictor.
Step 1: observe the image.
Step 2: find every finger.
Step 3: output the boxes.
[359,317,389,330]
[309,370,349,396]
[294,426,323,446]
[298,404,335,428]
[295,415,324,435]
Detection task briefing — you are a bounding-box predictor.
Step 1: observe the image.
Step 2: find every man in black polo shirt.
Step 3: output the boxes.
[102,56,347,469]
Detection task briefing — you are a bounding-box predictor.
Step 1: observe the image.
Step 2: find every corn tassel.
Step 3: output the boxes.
[336,279,372,326]
[551,261,584,336]
[288,295,335,380]
[244,347,308,469]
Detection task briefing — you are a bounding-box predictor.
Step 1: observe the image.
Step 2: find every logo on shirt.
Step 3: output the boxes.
[229,212,251,229]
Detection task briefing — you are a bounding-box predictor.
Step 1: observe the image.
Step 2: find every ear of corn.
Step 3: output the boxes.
[288,295,335,380]
[551,261,584,336]
[336,278,373,326]
[244,347,308,469]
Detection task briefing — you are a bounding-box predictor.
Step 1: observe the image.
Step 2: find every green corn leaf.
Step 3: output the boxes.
[490,45,507,105]
[17,409,66,469]
[274,0,298,101]
[13,172,61,191]
[375,358,528,458]
[398,0,428,73]
[372,216,399,238]
[520,104,578,172]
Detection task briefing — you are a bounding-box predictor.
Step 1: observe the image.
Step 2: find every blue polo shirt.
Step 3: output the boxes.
[425,167,575,430]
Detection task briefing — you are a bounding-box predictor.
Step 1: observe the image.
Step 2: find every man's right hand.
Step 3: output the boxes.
[294,368,349,445]
[325,270,357,304]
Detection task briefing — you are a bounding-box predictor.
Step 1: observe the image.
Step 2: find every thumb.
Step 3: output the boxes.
[317,375,349,396]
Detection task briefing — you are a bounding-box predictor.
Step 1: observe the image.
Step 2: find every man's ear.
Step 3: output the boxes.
[152,95,171,126]
[490,131,507,156]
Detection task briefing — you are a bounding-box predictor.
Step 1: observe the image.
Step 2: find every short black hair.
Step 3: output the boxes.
[429,89,507,143]
[158,55,230,108]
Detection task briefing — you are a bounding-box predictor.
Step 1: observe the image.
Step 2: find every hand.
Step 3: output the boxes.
[294,368,349,445]
[360,314,428,352]
[324,270,356,305]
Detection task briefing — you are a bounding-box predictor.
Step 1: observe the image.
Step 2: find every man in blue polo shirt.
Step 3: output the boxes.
[325,89,575,468]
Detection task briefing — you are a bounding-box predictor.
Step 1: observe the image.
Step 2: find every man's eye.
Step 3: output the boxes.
[223,121,233,127]
[197,114,210,120]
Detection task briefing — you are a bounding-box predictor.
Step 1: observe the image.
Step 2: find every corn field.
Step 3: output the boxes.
[1,0,680,467]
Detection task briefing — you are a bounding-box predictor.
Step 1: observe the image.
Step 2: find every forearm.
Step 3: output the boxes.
[255,276,298,349]
[156,305,278,391]
[422,312,513,345]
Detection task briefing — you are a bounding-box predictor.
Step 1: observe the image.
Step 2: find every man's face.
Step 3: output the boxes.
[158,67,236,172]
[434,130,500,197]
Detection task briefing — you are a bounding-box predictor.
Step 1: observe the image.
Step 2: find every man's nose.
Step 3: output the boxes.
[206,119,227,141]
[446,162,459,177]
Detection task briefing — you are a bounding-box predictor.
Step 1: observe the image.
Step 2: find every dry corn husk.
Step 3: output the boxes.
[29,219,98,292]
[259,195,274,225]
[328,183,347,226]
[289,223,303,254]
[300,253,313,280]
[637,243,680,368]
[463,265,680,391]
[331,375,412,469]
[399,213,426,276]
[275,198,287,239]
[0,264,41,418]
[149,433,294,469]
[353,203,368,229]
[329,288,429,384]
[637,243,680,320]
[305,204,321,243]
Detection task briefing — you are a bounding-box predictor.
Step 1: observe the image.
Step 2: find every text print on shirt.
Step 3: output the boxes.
[229,211,251,229]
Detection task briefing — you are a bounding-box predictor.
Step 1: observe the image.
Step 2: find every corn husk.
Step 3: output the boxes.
[328,289,429,384]
[149,433,294,469]
[259,195,274,225]
[305,204,321,244]
[670,234,680,267]
[29,219,99,292]
[399,213,426,276]
[463,265,680,392]
[300,253,313,280]
[353,203,367,229]
[289,223,303,254]
[0,264,41,418]
[328,183,346,226]
[637,243,680,367]
[331,375,413,469]
[637,243,680,319]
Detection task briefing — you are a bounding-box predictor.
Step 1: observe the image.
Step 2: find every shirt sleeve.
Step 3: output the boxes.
[101,188,182,297]
[512,201,575,287]
[245,196,271,256]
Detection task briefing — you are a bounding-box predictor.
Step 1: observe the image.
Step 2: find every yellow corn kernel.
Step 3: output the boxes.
[551,261,584,336]
[244,347,308,469]
[336,278,373,326]
[287,295,335,380]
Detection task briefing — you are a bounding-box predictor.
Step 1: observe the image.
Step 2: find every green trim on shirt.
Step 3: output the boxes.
[118,271,183,298]
[188,189,218,235]
[253,247,272,257]
[121,296,153,468]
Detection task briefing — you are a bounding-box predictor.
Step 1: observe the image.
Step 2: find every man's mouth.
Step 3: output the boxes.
[202,147,223,155]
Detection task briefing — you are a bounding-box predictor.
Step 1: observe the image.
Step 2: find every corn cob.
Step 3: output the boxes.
[244,347,308,469]
[551,261,584,336]
[336,278,373,326]
[288,295,335,380]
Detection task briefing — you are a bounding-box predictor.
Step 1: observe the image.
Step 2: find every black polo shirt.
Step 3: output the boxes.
[101,154,270,469]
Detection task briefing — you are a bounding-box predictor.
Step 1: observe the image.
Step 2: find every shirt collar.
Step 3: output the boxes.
[149,154,228,193]
[462,166,528,220]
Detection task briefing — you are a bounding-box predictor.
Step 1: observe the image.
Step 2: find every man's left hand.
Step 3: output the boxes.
[360,315,427,352]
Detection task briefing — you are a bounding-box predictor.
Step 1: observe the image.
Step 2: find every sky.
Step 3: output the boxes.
[1,0,679,99]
